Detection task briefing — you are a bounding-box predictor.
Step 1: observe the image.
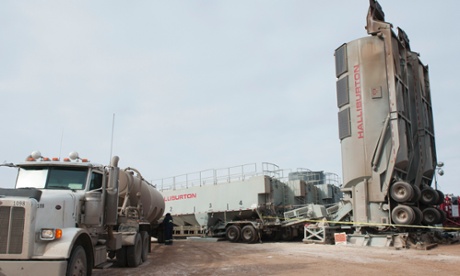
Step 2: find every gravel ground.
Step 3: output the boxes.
[92,239,460,276]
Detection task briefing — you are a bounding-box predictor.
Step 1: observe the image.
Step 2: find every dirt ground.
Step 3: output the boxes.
[92,238,460,276]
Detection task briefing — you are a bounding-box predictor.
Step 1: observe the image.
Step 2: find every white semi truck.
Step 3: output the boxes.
[0,151,165,275]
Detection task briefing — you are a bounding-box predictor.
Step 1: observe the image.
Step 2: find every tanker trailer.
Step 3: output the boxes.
[0,151,164,276]
[333,0,445,230]
[113,166,165,267]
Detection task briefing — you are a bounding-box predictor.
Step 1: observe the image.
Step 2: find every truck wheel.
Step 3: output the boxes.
[420,187,439,205]
[141,231,150,262]
[226,225,241,242]
[67,245,88,276]
[412,206,423,225]
[422,207,442,225]
[241,225,257,243]
[391,205,415,225]
[411,185,421,203]
[390,181,413,203]
[127,233,142,267]
[116,246,127,267]
[436,190,445,205]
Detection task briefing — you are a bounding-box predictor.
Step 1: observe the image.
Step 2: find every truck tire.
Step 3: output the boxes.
[241,225,258,243]
[67,245,89,276]
[127,233,142,267]
[116,247,127,267]
[411,206,423,225]
[226,225,241,242]
[422,207,442,225]
[391,205,415,225]
[436,190,445,205]
[141,231,150,262]
[390,181,413,203]
[420,187,439,205]
[411,185,421,203]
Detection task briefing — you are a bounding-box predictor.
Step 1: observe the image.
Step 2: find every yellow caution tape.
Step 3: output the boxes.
[262,216,460,231]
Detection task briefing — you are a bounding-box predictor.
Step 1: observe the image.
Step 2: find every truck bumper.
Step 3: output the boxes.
[0,260,67,275]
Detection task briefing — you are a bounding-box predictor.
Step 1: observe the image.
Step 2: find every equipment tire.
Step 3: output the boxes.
[436,190,445,205]
[67,245,88,276]
[226,225,241,243]
[127,233,142,267]
[411,185,421,203]
[412,206,423,225]
[420,187,440,205]
[390,181,414,203]
[439,209,447,223]
[422,207,442,225]
[241,225,258,243]
[391,205,415,225]
[116,246,127,267]
[141,231,150,263]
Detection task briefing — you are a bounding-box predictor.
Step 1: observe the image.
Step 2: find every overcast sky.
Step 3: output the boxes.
[1,1,459,194]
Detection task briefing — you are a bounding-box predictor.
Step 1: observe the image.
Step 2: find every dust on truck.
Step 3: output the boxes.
[0,151,165,275]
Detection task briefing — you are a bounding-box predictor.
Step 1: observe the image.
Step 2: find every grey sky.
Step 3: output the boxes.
[1,1,459,194]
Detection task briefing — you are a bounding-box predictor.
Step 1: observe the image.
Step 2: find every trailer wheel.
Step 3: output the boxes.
[141,231,150,262]
[391,205,415,225]
[127,233,142,267]
[422,207,442,225]
[390,181,413,203]
[226,225,241,242]
[439,209,447,223]
[241,225,257,243]
[411,185,421,203]
[116,246,127,267]
[420,187,439,205]
[411,206,423,225]
[436,190,445,205]
[67,245,88,276]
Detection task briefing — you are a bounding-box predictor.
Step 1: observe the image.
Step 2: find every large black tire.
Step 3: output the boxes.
[439,208,447,223]
[391,205,415,225]
[412,185,421,203]
[116,246,127,267]
[436,190,445,205]
[127,233,143,267]
[422,207,442,225]
[241,225,258,243]
[226,225,241,243]
[420,187,440,205]
[141,231,150,263]
[67,245,89,276]
[412,206,423,225]
[390,181,414,203]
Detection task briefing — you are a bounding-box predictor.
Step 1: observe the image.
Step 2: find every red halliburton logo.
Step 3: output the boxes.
[354,64,364,139]
[164,193,197,202]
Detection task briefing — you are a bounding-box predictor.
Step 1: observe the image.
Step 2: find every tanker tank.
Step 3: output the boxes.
[118,168,165,223]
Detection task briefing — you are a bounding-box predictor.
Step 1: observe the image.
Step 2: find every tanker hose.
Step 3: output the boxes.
[124,167,144,181]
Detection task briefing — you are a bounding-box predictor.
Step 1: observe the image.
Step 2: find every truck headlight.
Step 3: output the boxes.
[40,228,62,240]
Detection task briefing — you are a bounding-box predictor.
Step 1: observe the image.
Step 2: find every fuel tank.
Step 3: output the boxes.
[118,169,165,223]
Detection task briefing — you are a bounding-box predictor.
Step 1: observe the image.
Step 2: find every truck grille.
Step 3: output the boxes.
[0,206,25,254]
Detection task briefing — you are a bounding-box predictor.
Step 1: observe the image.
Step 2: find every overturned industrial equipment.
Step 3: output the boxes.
[334,0,445,230]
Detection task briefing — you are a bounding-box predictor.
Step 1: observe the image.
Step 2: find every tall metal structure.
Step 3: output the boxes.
[335,0,444,228]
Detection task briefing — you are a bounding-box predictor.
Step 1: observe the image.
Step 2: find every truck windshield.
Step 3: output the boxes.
[16,166,88,190]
